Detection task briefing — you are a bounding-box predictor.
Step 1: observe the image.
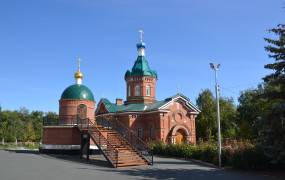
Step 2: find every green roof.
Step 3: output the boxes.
[125,56,157,79]
[97,93,200,114]
[61,84,95,101]
[99,98,168,113]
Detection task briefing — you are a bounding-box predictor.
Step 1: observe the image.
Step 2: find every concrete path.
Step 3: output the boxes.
[0,150,282,180]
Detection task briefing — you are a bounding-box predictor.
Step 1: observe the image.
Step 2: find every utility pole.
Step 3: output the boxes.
[210,63,222,168]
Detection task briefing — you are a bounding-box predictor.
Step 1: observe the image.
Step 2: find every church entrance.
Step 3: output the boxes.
[175,129,187,144]
[169,125,189,144]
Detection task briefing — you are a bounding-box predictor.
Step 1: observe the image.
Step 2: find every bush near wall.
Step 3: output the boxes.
[149,141,269,170]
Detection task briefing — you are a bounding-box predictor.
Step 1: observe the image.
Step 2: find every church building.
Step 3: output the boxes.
[40,60,96,153]
[96,32,200,144]
[40,32,200,166]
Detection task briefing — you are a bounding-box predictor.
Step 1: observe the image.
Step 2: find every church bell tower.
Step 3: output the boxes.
[124,30,158,104]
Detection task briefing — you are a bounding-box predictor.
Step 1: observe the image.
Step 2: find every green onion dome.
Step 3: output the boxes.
[125,56,157,79]
[61,84,95,101]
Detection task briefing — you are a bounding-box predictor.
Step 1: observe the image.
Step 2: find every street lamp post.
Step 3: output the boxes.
[210,63,222,168]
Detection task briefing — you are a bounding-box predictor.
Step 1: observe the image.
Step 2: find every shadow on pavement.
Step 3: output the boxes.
[40,154,112,168]
[6,149,112,168]
[101,167,276,180]
[3,150,282,180]
[4,149,39,154]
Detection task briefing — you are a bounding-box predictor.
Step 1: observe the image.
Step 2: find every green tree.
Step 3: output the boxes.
[263,24,285,100]
[196,89,216,141]
[24,121,36,142]
[237,85,269,139]
[196,89,238,141]
[219,97,238,139]
[259,24,285,165]
[44,112,58,125]
[30,111,44,141]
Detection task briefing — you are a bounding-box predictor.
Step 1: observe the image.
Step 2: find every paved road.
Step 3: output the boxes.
[0,150,282,180]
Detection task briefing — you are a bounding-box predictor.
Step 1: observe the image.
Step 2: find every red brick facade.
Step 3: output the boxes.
[42,127,81,145]
[59,99,95,124]
[97,97,198,144]
[41,99,96,150]
[125,76,156,104]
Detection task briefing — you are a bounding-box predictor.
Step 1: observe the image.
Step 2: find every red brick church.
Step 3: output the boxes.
[96,35,200,144]
[40,32,200,167]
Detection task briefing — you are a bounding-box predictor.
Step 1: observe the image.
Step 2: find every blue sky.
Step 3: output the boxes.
[0,0,284,112]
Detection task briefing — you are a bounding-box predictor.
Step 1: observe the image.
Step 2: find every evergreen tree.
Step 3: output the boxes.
[260,24,285,166]
[263,24,285,100]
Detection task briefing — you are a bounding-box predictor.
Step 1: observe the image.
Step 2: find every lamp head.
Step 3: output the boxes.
[210,63,220,70]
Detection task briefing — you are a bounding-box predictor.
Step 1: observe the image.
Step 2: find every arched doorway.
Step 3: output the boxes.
[175,129,187,144]
[170,125,190,144]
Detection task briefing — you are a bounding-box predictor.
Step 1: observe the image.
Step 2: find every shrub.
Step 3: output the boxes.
[150,141,270,170]
[231,146,269,170]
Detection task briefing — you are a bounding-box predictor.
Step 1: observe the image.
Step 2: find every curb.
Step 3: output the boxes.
[154,155,220,169]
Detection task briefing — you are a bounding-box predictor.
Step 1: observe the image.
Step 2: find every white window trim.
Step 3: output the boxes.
[135,85,141,96]
[146,84,151,96]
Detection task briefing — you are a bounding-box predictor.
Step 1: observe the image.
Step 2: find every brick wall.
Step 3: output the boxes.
[59,99,95,123]
[42,127,81,145]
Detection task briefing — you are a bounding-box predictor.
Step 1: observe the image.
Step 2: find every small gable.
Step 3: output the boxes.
[158,94,200,114]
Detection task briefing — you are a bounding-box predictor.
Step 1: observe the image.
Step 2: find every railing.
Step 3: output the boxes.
[43,115,91,127]
[43,115,77,126]
[43,115,150,167]
[43,115,119,167]
[83,120,119,168]
[96,117,153,165]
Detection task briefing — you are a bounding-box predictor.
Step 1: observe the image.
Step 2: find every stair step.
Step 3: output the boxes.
[116,162,147,167]
[83,125,150,168]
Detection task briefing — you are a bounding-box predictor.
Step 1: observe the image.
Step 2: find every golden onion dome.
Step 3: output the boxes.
[74,71,83,79]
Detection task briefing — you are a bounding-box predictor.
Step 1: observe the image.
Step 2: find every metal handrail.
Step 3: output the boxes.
[43,115,77,126]
[78,119,119,167]
[44,115,119,167]
[96,117,153,165]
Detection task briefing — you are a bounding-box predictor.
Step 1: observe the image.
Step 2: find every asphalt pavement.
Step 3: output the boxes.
[0,150,282,180]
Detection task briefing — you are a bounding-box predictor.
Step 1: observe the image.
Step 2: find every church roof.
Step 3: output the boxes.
[125,56,157,79]
[61,84,95,102]
[96,93,200,114]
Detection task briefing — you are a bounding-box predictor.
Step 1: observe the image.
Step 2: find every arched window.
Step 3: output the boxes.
[135,85,141,96]
[77,104,87,120]
[128,85,131,97]
[146,84,151,96]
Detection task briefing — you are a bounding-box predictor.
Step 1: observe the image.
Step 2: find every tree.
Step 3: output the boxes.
[196,89,238,141]
[259,24,285,165]
[237,85,268,139]
[44,112,59,125]
[219,97,238,139]
[263,24,285,100]
[30,111,44,141]
[196,89,216,141]
[24,121,36,142]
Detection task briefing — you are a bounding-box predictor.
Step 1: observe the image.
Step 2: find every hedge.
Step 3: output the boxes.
[149,142,270,170]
